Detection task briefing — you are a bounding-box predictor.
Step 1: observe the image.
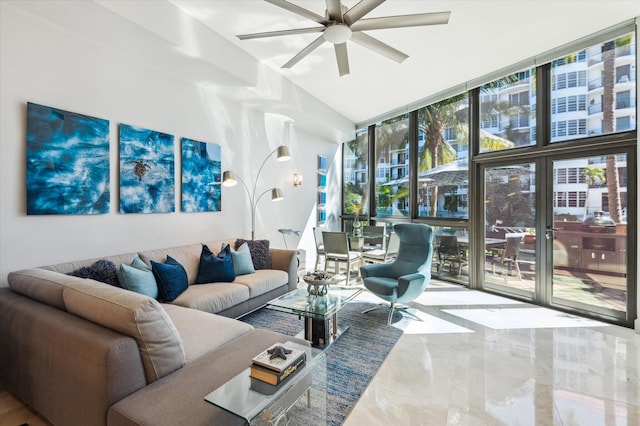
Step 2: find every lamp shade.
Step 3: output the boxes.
[271,188,284,201]
[276,145,291,162]
[222,170,237,187]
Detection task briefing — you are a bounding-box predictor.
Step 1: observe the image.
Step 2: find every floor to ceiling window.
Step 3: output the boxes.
[417,95,469,219]
[342,22,636,326]
[342,127,369,233]
[374,114,409,218]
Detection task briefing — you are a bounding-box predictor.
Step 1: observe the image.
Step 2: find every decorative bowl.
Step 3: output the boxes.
[303,271,333,296]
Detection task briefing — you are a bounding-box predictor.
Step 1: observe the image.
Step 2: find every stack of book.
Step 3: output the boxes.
[250,343,306,394]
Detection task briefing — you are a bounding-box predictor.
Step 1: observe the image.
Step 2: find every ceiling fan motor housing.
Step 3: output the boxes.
[323,23,352,44]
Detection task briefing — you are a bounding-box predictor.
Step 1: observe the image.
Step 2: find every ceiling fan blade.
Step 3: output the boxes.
[264,0,330,25]
[237,26,324,40]
[334,43,350,76]
[343,0,385,26]
[325,0,343,22]
[282,35,326,69]
[350,11,451,32]
[351,32,408,63]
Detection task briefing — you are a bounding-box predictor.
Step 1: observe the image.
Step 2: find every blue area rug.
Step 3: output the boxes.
[240,300,405,425]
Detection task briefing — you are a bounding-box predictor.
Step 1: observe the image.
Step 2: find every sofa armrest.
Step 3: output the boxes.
[269,248,298,291]
[0,288,146,426]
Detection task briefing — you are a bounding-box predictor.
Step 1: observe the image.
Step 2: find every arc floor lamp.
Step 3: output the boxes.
[222,145,291,240]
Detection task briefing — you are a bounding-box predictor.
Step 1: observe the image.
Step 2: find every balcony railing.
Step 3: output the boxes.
[588,46,634,66]
[588,103,603,114]
[616,97,636,110]
[588,77,603,90]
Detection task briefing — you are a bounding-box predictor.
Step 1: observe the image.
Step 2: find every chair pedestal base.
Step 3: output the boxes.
[361,303,421,325]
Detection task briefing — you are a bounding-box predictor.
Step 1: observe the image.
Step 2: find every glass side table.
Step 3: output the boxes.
[204,341,326,425]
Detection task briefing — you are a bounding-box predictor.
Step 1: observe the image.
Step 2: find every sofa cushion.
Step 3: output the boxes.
[224,242,255,276]
[162,304,253,362]
[68,259,120,287]
[169,283,250,314]
[236,239,271,269]
[118,256,158,299]
[139,244,203,285]
[62,280,186,384]
[195,244,235,284]
[233,269,289,298]
[151,256,189,302]
[8,268,90,311]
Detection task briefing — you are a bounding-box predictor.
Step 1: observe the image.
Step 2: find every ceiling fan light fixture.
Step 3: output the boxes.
[323,23,352,44]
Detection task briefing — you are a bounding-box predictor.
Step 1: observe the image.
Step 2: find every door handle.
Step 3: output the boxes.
[545,227,558,240]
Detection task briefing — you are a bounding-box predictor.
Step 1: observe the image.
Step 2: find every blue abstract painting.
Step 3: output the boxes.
[181,138,221,212]
[119,124,175,213]
[26,102,110,215]
[318,173,327,188]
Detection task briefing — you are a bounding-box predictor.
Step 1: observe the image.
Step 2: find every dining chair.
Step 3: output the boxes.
[437,235,467,276]
[313,227,326,271]
[362,225,386,251]
[362,232,400,264]
[322,231,363,285]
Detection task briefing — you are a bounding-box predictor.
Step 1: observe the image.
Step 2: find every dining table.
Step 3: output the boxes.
[456,236,507,249]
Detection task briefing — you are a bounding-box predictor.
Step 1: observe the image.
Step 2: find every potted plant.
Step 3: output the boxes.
[523,228,536,244]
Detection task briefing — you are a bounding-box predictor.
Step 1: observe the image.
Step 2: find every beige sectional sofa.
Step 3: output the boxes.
[0,239,306,426]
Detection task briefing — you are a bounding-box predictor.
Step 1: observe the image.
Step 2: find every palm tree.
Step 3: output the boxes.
[418,95,467,215]
[601,38,625,223]
[344,132,368,215]
[582,166,606,219]
[373,116,409,215]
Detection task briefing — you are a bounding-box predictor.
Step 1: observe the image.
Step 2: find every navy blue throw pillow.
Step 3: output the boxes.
[151,256,188,302]
[195,244,236,284]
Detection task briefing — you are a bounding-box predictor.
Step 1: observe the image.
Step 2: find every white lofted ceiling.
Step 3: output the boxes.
[170,0,640,124]
[8,1,640,134]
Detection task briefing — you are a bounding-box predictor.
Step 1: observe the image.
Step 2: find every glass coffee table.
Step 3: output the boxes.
[266,285,363,348]
[204,341,326,425]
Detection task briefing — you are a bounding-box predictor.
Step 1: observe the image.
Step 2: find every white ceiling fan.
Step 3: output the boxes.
[237,0,450,76]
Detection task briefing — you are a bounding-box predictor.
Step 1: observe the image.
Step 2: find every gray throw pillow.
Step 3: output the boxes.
[68,259,120,287]
[235,239,271,270]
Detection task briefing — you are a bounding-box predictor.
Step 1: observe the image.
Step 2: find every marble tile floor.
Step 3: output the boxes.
[344,280,640,425]
[2,279,638,426]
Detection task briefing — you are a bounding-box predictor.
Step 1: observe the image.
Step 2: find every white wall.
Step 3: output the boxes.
[0,3,350,285]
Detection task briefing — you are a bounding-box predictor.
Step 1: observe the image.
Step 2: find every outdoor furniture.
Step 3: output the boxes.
[359,223,434,324]
[322,231,363,285]
[486,235,523,279]
[362,232,400,264]
[437,235,467,276]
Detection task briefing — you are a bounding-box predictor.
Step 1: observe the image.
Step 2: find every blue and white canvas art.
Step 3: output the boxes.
[119,124,175,213]
[26,102,110,215]
[181,138,221,212]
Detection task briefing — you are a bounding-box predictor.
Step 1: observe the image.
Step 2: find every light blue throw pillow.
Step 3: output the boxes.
[222,242,255,276]
[117,256,159,299]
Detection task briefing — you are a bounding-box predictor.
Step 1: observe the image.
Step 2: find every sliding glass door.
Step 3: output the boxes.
[480,152,633,325]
